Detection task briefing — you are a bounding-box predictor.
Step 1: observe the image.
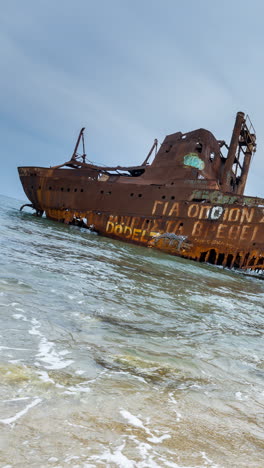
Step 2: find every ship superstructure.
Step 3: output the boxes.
[18,112,264,272]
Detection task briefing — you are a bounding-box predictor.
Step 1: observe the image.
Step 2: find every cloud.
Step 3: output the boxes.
[0,0,264,199]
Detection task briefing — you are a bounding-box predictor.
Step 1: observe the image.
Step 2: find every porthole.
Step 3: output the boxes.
[130,193,134,197]
[138,194,142,197]
[171,196,175,200]
[210,152,215,162]
[67,188,70,192]
[61,187,64,191]
[100,190,104,194]
[80,189,84,192]
[162,195,166,199]
[74,188,77,192]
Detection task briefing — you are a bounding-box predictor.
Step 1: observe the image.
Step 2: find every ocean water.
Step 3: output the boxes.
[0,193,264,468]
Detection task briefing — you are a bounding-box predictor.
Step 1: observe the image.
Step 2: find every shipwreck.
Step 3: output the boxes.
[18,111,264,272]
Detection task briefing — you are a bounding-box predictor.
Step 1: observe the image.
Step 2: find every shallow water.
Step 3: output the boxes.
[0,194,264,468]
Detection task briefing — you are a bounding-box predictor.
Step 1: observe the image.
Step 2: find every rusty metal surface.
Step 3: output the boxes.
[18,112,264,272]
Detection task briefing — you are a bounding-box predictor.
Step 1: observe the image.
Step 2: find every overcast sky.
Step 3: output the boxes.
[1,0,264,200]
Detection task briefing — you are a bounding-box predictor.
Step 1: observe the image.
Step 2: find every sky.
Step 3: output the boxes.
[1,0,264,201]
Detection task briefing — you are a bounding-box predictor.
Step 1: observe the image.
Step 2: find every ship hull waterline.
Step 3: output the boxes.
[18,167,264,272]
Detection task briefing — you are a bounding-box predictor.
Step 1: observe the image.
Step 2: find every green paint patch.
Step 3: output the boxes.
[184,153,205,170]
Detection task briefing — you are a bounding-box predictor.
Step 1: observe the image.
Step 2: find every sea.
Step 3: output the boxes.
[0,194,264,468]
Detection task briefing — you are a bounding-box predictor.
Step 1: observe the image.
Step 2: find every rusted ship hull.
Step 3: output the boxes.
[18,112,264,272]
[18,167,264,271]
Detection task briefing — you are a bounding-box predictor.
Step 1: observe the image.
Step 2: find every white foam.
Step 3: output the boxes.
[36,338,74,370]
[200,451,219,467]
[63,383,90,395]
[235,391,248,401]
[0,346,31,351]
[64,455,80,463]
[28,318,42,336]
[120,410,145,429]
[67,421,88,429]
[119,370,147,384]
[147,434,171,444]
[3,397,30,402]
[37,370,55,384]
[0,398,42,425]
[120,409,171,446]
[93,435,184,468]
[13,313,27,321]
[168,392,182,422]
[29,318,74,370]
[58,350,71,356]
[90,442,135,468]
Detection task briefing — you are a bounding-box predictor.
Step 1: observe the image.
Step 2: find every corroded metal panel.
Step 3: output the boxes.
[18,112,264,272]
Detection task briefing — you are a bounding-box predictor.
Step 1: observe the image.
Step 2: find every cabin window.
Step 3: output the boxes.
[196,142,203,153]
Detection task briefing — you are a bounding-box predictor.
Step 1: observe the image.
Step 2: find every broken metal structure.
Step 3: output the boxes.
[18,112,264,272]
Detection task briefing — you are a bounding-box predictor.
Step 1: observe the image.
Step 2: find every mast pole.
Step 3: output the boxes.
[71,127,85,160]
